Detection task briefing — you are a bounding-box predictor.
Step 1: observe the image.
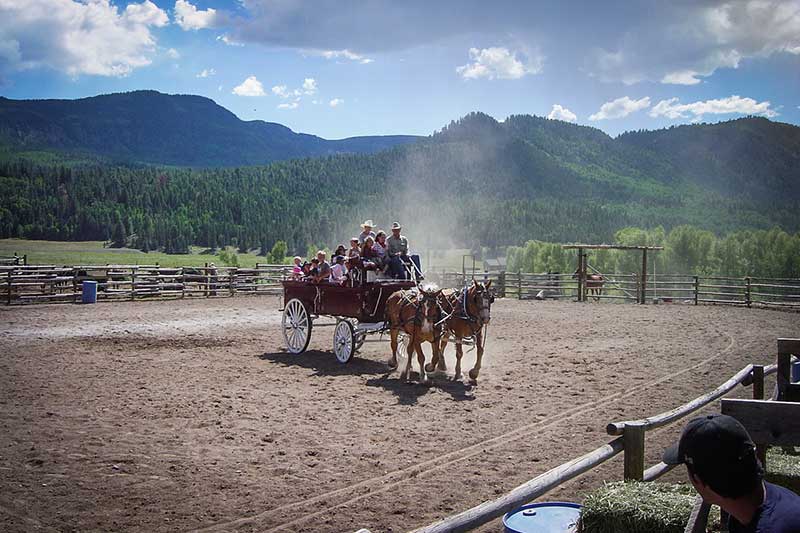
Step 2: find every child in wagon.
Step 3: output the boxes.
[291,256,303,279]
[330,255,347,284]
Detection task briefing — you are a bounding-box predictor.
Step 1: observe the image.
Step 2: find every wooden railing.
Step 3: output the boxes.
[434,270,800,309]
[1,264,290,305]
[408,338,798,533]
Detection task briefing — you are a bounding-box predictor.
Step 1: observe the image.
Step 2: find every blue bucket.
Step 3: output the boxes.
[503,502,582,533]
[81,280,98,304]
[792,360,800,384]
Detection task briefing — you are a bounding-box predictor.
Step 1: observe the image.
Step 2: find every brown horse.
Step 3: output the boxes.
[385,284,445,384]
[573,269,604,301]
[426,280,494,383]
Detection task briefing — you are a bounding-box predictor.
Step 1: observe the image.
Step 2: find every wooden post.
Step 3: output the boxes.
[623,421,646,481]
[6,270,11,305]
[752,365,764,400]
[498,270,506,298]
[72,269,78,303]
[517,270,522,300]
[776,338,798,401]
[130,267,136,300]
[693,276,699,306]
[229,267,236,296]
[640,248,648,304]
[752,364,767,465]
[745,277,751,307]
[577,248,585,303]
[180,267,186,299]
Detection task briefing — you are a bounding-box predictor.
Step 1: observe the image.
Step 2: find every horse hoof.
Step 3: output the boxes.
[424,362,435,373]
[388,360,398,370]
[468,369,480,381]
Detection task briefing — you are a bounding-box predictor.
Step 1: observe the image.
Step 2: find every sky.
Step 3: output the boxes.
[0,0,799,139]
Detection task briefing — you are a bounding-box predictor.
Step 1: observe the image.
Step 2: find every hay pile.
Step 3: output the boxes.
[579,481,719,533]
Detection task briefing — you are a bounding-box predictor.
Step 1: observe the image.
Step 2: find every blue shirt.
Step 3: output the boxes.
[729,482,800,533]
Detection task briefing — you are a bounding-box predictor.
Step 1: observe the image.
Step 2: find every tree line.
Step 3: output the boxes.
[507,225,800,279]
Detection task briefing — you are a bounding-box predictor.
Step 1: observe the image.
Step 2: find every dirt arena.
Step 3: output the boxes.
[1,296,797,532]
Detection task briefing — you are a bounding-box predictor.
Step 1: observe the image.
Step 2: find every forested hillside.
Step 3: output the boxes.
[0,91,419,166]
[0,110,798,260]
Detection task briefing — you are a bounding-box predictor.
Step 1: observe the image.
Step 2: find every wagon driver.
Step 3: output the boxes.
[387,222,421,279]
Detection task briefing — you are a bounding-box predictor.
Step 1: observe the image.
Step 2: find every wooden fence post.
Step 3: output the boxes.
[776,338,798,401]
[6,270,11,305]
[498,270,506,298]
[639,248,648,304]
[752,364,767,465]
[623,421,646,481]
[130,267,136,301]
[745,277,751,307]
[694,276,699,306]
[517,270,522,300]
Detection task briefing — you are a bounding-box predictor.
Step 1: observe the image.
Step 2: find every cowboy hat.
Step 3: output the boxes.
[391,222,402,230]
[361,219,375,228]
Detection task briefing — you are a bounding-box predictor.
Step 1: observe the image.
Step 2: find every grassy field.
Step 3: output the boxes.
[0,239,271,268]
[0,239,475,270]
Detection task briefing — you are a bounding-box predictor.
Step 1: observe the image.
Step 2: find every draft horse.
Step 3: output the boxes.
[426,280,494,383]
[386,283,445,384]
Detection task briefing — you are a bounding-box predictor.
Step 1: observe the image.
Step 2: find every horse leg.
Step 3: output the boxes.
[401,335,415,381]
[425,335,448,374]
[468,330,483,383]
[388,326,399,370]
[416,342,429,385]
[453,340,464,381]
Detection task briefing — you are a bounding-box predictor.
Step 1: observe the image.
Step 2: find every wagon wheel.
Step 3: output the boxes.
[282,298,312,354]
[333,320,355,364]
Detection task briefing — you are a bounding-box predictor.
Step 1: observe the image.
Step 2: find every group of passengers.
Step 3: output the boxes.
[291,220,420,284]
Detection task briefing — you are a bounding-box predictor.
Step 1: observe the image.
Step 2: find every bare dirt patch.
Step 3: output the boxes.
[0,297,796,532]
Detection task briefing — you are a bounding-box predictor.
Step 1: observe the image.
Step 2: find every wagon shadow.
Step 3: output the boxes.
[365,374,477,405]
[259,350,390,377]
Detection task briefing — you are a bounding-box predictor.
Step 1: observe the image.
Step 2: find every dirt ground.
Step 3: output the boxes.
[1,296,797,532]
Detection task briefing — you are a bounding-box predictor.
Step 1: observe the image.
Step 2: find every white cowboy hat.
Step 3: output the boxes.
[391,221,402,230]
[361,219,375,228]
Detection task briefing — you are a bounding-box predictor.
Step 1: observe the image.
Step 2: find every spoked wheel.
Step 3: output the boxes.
[282,298,312,354]
[333,320,355,364]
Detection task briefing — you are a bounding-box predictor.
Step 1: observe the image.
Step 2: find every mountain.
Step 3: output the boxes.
[0,91,419,166]
[1,108,798,256]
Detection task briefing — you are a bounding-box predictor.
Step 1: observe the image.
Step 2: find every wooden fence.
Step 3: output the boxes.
[436,270,800,309]
[408,338,799,533]
[1,263,289,305]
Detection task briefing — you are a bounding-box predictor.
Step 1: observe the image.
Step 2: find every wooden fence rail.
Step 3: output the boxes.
[1,264,290,305]
[407,339,798,532]
[441,271,800,309]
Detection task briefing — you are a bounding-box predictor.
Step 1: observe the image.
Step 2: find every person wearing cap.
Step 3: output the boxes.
[663,413,800,532]
[386,222,409,278]
[358,220,376,245]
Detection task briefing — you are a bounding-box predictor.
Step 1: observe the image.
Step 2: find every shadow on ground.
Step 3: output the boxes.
[259,350,389,376]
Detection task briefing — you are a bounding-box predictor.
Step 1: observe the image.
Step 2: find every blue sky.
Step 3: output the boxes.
[1,0,799,139]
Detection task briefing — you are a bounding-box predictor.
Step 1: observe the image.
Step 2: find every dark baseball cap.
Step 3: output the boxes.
[663,414,756,469]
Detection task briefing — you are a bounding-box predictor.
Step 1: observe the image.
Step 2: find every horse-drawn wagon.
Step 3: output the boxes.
[280,274,416,363]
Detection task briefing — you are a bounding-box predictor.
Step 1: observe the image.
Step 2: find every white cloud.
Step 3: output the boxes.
[166,48,180,60]
[277,101,299,110]
[661,70,702,86]
[329,98,343,107]
[649,95,778,120]
[456,46,542,80]
[174,0,219,30]
[232,76,265,96]
[589,96,650,121]
[0,0,169,77]
[302,78,317,94]
[196,68,215,78]
[125,0,169,26]
[319,49,373,64]
[216,34,243,47]
[591,1,800,84]
[271,85,289,98]
[547,104,577,122]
